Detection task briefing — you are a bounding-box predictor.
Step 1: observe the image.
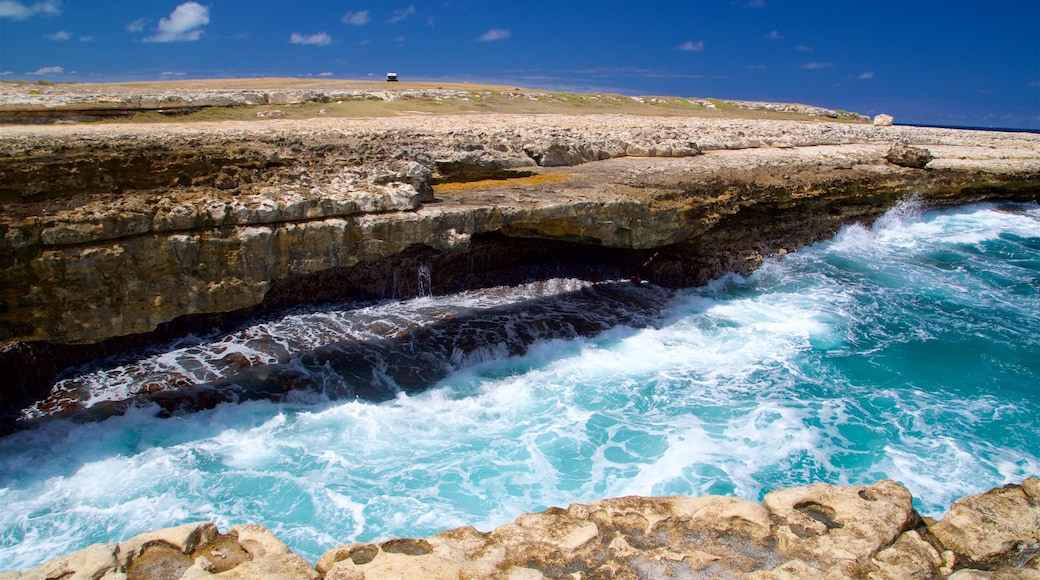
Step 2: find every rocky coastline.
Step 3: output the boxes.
[3,478,1038,579]
[2,108,1039,431]
[1,85,1039,577]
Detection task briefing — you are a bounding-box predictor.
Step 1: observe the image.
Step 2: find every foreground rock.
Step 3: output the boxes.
[5,479,1038,579]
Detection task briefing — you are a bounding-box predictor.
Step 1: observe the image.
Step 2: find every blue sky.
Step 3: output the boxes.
[2,1,1038,129]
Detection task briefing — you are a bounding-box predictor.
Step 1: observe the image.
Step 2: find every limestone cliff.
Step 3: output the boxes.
[1,114,1039,427]
[4,479,1038,579]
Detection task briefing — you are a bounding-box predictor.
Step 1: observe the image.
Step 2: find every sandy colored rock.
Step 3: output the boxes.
[763,479,919,573]
[929,478,1040,570]
[313,480,1040,578]
[7,523,316,580]
[217,524,319,580]
[117,522,220,569]
[14,543,119,580]
[8,480,1040,579]
[874,113,894,126]
[870,530,946,579]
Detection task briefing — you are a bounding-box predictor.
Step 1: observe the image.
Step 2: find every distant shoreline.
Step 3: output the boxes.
[3,78,1037,132]
[898,122,1040,135]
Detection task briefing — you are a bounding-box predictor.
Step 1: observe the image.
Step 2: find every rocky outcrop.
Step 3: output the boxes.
[0,522,319,580]
[5,479,1038,579]
[886,142,935,168]
[3,116,1037,349]
[874,113,895,126]
[1,115,1039,428]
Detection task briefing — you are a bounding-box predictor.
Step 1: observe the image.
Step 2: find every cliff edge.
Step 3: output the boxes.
[2,111,1039,430]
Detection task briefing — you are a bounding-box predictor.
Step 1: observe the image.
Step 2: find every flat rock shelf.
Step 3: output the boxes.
[2,112,1038,430]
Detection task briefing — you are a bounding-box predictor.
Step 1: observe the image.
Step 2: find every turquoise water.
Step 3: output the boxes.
[1,200,1038,570]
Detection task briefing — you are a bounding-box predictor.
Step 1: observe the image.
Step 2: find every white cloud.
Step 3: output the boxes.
[160,71,186,77]
[796,44,812,52]
[0,0,61,20]
[857,71,874,80]
[0,71,13,75]
[79,35,92,41]
[388,5,414,23]
[478,28,510,42]
[765,30,782,40]
[342,10,369,25]
[677,40,704,52]
[44,29,70,40]
[28,65,63,74]
[800,62,832,70]
[145,2,209,43]
[318,71,333,77]
[126,18,147,32]
[290,32,332,46]
[1029,81,1040,88]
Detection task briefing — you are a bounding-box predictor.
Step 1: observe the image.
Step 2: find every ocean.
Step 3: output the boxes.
[1,198,1038,571]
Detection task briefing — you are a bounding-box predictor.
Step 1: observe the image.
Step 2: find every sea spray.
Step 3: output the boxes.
[1,200,1038,571]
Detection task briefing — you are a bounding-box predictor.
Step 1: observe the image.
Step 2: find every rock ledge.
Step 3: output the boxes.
[4,479,1038,579]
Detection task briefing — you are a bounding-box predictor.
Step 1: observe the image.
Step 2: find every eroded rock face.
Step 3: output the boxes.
[1,116,1038,427]
[13,480,1037,579]
[2,118,1036,348]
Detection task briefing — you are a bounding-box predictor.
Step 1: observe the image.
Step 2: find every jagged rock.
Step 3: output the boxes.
[117,522,221,569]
[886,142,935,168]
[874,113,894,126]
[7,481,1040,579]
[929,478,1040,570]
[10,543,119,580]
[211,525,319,580]
[5,523,317,580]
[376,160,435,202]
[763,479,922,575]
[1,115,1038,416]
[315,480,1040,579]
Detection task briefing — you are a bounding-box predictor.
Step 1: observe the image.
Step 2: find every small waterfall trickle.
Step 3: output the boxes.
[417,262,432,298]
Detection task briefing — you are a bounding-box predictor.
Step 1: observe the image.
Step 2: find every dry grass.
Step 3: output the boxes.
[4,78,868,124]
[115,93,842,124]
